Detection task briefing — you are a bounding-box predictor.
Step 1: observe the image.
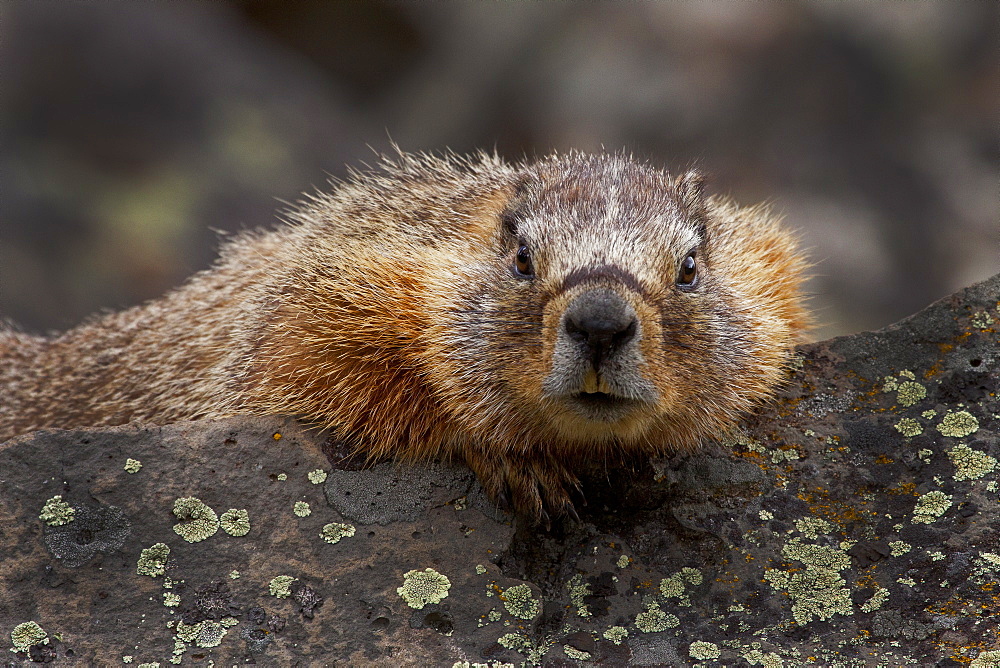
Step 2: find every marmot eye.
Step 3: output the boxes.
[515,245,534,277]
[677,250,698,287]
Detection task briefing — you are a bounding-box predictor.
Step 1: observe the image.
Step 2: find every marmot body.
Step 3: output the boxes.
[1,151,809,519]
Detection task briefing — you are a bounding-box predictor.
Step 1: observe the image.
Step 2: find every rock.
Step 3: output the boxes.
[1,274,998,665]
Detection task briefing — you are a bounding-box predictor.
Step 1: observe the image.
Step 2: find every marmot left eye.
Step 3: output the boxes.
[515,245,534,277]
[677,251,698,287]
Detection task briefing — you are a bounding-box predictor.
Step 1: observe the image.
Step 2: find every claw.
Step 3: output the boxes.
[565,501,581,523]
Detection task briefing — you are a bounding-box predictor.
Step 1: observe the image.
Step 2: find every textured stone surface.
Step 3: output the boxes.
[2,274,998,666]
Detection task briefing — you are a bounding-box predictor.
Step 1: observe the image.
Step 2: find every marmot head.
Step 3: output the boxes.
[436,152,808,452]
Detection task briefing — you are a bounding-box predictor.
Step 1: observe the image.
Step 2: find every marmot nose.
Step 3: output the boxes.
[564,290,638,368]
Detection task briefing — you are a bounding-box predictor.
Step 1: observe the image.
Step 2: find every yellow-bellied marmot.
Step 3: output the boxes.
[0,151,809,520]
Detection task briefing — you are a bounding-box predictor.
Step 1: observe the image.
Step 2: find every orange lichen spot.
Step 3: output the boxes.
[272,432,282,440]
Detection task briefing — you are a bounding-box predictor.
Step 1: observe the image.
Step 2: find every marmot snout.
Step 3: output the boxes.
[0,151,810,522]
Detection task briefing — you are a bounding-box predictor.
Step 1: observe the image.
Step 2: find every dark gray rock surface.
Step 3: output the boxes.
[2,274,998,666]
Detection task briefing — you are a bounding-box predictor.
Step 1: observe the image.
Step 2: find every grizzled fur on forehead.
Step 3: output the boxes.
[505,152,704,289]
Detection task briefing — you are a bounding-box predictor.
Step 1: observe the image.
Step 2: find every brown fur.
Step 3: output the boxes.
[0,151,810,521]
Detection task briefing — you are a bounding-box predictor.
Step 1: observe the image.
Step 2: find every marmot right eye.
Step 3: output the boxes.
[676,250,698,287]
[515,245,534,277]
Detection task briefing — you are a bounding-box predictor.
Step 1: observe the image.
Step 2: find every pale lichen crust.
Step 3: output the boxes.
[171,497,219,542]
[39,495,75,526]
[219,508,250,536]
[397,568,451,609]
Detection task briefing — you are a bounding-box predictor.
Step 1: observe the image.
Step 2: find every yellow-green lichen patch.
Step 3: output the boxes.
[276,473,287,481]
[894,417,922,438]
[921,409,937,419]
[616,554,630,569]
[397,568,451,609]
[918,448,934,463]
[659,567,703,606]
[759,510,774,521]
[742,647,784,667]
[175,617,237,648]
[136,663,161,668]
[971,311,995,329]
[563,645,591,661]
[889,541,911,556]
[971,649,1000,667]
[269,575,297,599]
[500,583,540,620]
[948,443,997,481]
[927,550,945,561]
[859,587,889,613]
[10,621,47,652]
[497,632,532,653]
[124,458,143,474]
[320,522,355,544]
[172,497,219,543]
[39,495,75,526]
[163,592,181,607]
[219,508,250,537]
[794,516,833,539]
[895,381,926,407]
[689,640,721,660]
[307,469,328,484]
[137,542,171,577]
[763,538,852,625]
[936,410,979,438]
[229,570,240,579]
[635,602,679,632]
[603,626,628,644]
[293,501,311,517]
[475,564,487,575]
[912,491,952,524]
[566,574,592,618]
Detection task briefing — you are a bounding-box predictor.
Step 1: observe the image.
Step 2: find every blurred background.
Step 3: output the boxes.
[1,1,996,340]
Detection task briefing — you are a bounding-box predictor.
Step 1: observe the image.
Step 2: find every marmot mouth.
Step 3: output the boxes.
[568,391,643,421]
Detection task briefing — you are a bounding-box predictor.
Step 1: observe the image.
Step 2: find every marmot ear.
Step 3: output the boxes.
[674,170,707,234]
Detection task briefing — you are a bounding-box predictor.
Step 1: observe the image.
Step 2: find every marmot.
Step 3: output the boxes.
[1,151,809,521]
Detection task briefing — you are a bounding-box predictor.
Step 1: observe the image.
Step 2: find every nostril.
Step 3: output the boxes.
[613,318,638,348]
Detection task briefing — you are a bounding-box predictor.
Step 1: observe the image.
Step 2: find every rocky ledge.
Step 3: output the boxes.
[2,274,998,666]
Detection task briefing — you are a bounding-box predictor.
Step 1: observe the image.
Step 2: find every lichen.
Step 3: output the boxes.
[689,640,721,660]
[175,618,237,648]
[172,497,219,542]
[948,443,997,481]
[277,472,287,481]
[229,570,240,579]
[566,574,592,618]
[124,458,143,473]
[269,575,297,598]
[293,501,311,517]
[163,592,181,607]
[10,621,47,652]
[603,626,628,644]
[320,522,355,544]
[970,311,995,329]
[500,583,539,620]
[912,491,952,524]
[563,645,591,661]
[635,602,679,632]
[894,418,922,437]
[889,541,911,556]
[936,410,979,437]
[971,649,1000,667]
[860,587,889,613]
[763,538,852,625]
[475,564,487,575]
[39,495,75,526]
[307,469,328,484]
[895,381,926,407]
[219,508,250,537]
[743,648,784,667]
[397,568,451,609]
[794,516,833,539]
[616,554,630,568]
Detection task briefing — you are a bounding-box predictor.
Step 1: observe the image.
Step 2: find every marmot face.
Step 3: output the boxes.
[449,153,793,456]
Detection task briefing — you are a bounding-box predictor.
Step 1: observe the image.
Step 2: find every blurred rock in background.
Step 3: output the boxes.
[1,1,996,339]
